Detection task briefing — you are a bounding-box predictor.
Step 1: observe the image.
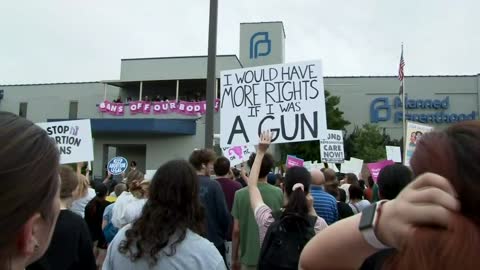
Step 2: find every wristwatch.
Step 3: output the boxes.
[358,200,390,249]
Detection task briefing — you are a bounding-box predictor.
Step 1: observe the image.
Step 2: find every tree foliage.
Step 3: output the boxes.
[344,124,402,163]
[279,90,350,162]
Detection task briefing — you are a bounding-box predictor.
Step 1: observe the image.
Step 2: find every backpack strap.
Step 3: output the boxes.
[351,203,360,214]
[272,210,283,221]
[307,215,318,227]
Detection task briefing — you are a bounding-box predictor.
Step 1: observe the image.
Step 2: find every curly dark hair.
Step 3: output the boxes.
[118,160,205,264]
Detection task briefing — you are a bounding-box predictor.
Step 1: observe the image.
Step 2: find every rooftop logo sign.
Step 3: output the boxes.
[249,32,271,59]
[370,95,476,124]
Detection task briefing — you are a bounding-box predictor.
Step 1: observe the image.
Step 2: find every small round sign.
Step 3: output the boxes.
[107,156,128,176]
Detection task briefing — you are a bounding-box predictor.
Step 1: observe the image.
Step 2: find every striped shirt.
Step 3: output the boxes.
[311,186,338,225]
[254,204,328,247]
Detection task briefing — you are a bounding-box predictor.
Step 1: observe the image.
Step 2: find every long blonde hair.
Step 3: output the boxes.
[75,173,90,199]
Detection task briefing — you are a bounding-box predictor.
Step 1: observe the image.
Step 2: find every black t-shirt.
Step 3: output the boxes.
[27,210,96,270]
[84,197,111,245]
[337,201,355,220]
[359,249,395,270]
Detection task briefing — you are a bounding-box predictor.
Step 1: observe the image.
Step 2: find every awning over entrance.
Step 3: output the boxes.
[48,118,196,135]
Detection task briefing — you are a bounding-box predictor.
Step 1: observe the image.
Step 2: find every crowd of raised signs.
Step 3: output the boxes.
[1,111,479,270]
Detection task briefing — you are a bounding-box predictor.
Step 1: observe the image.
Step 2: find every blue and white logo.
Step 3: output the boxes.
[107,156,128,175]
[370,96,476,124]
[249,32,271,59]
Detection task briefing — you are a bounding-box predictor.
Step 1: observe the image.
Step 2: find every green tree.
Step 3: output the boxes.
[345,124,391,162]
[279,90,350,162]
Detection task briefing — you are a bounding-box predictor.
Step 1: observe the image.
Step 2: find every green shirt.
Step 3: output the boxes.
[231,183,283,266]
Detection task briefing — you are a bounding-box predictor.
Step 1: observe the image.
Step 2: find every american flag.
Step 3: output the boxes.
[398,45,405,95]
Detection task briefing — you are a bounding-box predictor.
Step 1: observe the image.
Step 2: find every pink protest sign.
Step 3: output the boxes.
[286,155,304,168]
[367,160,395,182]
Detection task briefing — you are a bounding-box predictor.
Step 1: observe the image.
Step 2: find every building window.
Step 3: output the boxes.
[69,101,78,119]
[19,102,28,118]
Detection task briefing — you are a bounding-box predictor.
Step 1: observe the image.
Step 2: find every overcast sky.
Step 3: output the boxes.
[1,0,479,84]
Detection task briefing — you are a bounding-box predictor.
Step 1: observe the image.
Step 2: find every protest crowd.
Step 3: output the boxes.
[1,110,479,270]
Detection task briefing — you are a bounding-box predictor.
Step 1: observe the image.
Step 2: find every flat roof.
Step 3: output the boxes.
[0,81,101,87]
[241,21,286,38]
[121,54,242,65]
[1,74,479,87]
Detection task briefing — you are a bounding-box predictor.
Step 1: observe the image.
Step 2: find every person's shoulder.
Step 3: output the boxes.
[182,231,225,268]
[321,190,337,203]
[105,203,115,211]
[62,209,84,221]
[235,186,248,196]
[60,210,90,232]
[115,192,132,203]
[263,184,282,192]
[207,178,223,190]
[269,185,283,195]
[109,224,130,247]
[232,180,243,189]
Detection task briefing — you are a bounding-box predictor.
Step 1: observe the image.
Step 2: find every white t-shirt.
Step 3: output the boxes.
[70,188,96,218]
[103,225,226,270]
[349,200,371,214]
[111,192,146,229]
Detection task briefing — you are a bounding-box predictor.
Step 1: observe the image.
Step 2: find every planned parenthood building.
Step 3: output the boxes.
[1,21,478,178]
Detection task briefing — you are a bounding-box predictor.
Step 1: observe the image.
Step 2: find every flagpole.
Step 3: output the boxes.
[402,75,406,145]
[400,43,407,163]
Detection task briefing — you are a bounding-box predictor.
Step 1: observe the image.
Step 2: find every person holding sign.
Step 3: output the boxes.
[247,131,327,269]
[0,112,61,270]
[231,151,283,270]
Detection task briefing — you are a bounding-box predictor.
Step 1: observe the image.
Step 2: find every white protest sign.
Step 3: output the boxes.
[37,119,94,164]
[404,121,434,166]
[341,158,364,178]
[222,145,256,167]
[386,146,402,163]
[303,161,313,171]
[220,61,327,147]
[311,161,325,170]
[320,129,345,163]
[328,163,339,172]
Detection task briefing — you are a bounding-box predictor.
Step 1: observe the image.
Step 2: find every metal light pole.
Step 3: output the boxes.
[204,0,218,149]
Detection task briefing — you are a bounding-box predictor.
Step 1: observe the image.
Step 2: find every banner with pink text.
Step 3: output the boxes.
[98,99,220,116]
[286,155,304,168]
[367,160,395,182]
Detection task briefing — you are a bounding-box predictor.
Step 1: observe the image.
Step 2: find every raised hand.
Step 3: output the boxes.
[258,130,272,153]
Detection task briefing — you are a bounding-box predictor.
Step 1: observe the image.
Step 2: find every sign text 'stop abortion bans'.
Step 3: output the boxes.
[220,61,327,147]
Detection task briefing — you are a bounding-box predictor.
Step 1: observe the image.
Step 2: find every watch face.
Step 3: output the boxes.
[359,203,377,230]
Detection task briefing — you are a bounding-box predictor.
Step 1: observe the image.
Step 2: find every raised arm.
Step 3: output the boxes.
[299,173,460,270]
[247,131,272,212]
